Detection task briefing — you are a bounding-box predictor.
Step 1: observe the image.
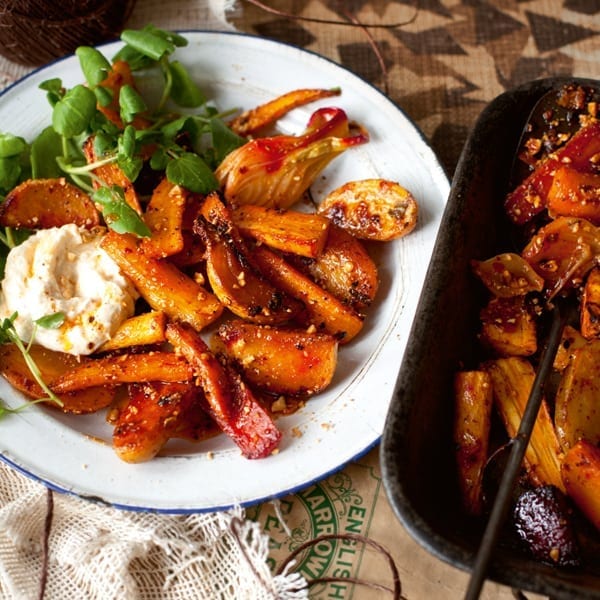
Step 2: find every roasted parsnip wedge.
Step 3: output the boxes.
[479,296,537,357]
[228,87,341,137]
[196,193,303,324]
[142,178,188,259]
[251,245,364,343]
[554,339,600,450]
[113,381,208,463]
[484,357,565,492]
[547,166,600,225]
[0,178,100,229]
[232,204,330,259]
[214,320,338,396]
[291,225,379,314]
[50,351,194,394]
[0,343,115,414]
[580,267,600,339]
[561,439,600,532]
[317,178,418,242]
[165,322,281,459]
[101,231,223,332]
[453,370,493,516]
[98,311,167,353]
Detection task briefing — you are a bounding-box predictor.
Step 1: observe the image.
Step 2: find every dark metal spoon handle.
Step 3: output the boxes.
[464,304,566,600]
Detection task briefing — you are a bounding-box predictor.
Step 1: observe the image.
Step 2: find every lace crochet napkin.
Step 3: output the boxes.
[0,1,308,598]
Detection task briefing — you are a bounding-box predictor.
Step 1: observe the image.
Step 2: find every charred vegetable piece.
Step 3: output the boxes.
[521,216,600,299]
[101,231,223,332]
[113,381,207,463]
[98,311,167,353]
[471,253,544,298]
[317,178,418,242]
[216,107,368,209]
[580,267,600,339]
[453,370,493,516]
[0,343,115,414]
[561,439,600,532]
[142,177,188,258]
[513,485,580,567]
[196,193,303,324]
[554,339,600,450]
[505,120,600,225]
[50,351,193,393]
[0,178,100,229]
[484,357,565,492]
[214,320,338,397]
[553,325,587,372]
[169,193,206,267]
[165,322,281,459]
[228,87,342,137]
[547,167,600,225]
[291,225,379,314]
[232,204,330,259]
[479,296,537,357]
[251,244,364,343]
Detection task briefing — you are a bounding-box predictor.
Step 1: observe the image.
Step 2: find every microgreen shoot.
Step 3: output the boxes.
[0,313,64,410]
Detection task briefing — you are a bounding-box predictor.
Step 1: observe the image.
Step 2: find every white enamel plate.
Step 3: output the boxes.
[0,32,449,512]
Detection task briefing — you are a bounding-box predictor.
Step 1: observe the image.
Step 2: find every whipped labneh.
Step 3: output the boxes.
[0,223,137,355]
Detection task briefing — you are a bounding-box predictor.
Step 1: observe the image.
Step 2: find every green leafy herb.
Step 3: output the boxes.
[169,61,206,108]
[92,186,151,236]
[0,133,30,196]
[35,312,66,329]
[52,84,97,137]
[76,46,112,87]
[0,314,63,409]
[30,126,63,179]
[120,29,175,61]
[119,84,147,124]
[166,152,219,194]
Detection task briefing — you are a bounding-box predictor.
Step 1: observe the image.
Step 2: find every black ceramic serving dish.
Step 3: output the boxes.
[380,77,600,599]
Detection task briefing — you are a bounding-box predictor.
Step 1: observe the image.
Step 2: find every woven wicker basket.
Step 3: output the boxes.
[0,0,137,66]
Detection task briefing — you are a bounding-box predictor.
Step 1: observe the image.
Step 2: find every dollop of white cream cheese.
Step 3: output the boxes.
[0,223,137,355]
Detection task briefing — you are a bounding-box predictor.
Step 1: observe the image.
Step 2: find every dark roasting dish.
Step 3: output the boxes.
[381,77,600,599]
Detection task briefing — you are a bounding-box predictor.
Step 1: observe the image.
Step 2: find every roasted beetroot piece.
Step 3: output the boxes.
[513,485,581,567]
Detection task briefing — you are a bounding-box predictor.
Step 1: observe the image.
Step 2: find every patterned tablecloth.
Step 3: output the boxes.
[0,1,598,599]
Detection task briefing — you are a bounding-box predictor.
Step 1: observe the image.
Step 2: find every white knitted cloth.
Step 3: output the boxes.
[0,462,307,599]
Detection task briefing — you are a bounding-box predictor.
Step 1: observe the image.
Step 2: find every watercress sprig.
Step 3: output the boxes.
[0,313,64,412]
